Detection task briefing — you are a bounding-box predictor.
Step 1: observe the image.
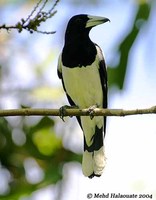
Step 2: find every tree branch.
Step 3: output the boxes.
[0,106,156,118]
[0,0,60,34]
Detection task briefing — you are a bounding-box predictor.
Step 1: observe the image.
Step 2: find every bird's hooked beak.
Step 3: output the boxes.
[86,15,110,28]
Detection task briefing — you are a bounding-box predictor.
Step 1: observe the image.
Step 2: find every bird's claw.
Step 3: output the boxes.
[59,105,78,121]
[88,104,98,120]
[59,105,69,121]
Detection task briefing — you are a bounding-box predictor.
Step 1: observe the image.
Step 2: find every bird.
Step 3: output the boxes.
[57,14,109,178]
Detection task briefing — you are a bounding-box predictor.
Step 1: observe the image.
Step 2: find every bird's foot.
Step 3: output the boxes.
[59,105,78,121]
[88,104,98,120]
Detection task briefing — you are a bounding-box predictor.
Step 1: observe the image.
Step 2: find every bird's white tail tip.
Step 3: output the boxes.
[82,147,106,178]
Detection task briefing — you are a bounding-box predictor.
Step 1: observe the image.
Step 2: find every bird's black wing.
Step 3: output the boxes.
[57,54,82,129]
[95,44,107,137]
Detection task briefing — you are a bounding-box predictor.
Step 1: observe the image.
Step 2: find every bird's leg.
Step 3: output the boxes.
[59,105,78,121]
[88,104,98,120]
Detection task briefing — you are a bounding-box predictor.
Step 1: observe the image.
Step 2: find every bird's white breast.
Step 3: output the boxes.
[62,57,103,109]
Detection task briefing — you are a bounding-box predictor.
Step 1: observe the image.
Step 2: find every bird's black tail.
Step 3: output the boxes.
[82,125,106,178]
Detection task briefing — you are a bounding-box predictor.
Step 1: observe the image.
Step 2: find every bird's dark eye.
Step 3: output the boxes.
[74,18,86,28]
[75,18,82,24]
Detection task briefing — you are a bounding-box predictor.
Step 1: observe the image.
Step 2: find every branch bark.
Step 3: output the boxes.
[0,106,156,117]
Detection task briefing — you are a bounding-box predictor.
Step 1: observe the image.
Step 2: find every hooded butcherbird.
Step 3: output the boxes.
[57,14,109,178]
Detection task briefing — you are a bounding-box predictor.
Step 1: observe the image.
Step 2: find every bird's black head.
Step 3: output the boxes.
[65,14,110,41]
[62,14,110,67]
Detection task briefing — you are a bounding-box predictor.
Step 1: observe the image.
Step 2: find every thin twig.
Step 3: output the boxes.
[0,106,156,117]
[37,0,49,16]
[24,0,43,24]
[0,0,60,34]
[47,0,60,17]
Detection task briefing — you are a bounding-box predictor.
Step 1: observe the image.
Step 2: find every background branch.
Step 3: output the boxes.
[0,0,60,34]
[0,106,156,117]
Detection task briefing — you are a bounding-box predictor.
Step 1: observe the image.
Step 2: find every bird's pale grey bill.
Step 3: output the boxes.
[86,15,110,28]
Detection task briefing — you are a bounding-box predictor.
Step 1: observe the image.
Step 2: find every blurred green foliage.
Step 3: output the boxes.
[108,1,151,89]
[0,0,153,199]
[0,117,81,199]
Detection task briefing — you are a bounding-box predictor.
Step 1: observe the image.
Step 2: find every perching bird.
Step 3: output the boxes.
[57,14,109,178]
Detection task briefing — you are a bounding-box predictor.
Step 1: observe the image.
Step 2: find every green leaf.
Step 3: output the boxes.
[33,127,62,156]
[108,2,151,90]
